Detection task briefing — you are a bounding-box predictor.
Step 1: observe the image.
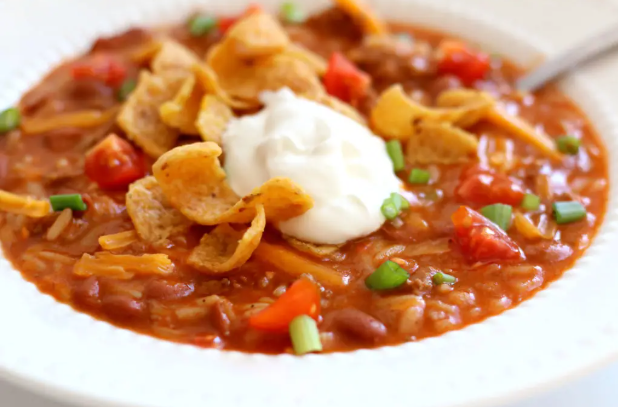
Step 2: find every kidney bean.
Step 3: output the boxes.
[73,277,100,308]
[211,300,232,336]
[328,308,387,342]
[146,281,195,301]
[102,295,146,320]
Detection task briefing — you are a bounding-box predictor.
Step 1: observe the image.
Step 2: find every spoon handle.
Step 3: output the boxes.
[517,21,618,92]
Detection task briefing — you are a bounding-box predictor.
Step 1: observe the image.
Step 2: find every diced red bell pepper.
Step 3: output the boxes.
[249,278,321,333]
[217,17,237,34]
[218,3,263,33]
[456,165,526,206]
[452,206,524,263]
[437,40,490,85]
[323,52,371,104]
[85,134,146,190]
[71,53,128,88]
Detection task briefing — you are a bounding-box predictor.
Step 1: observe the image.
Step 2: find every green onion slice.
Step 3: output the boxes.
[432,272,456,285]
[408,168,430,184]
[556,135,581,155]
[0,107,21,134]
[480,203,512,231]
[385,140,405,172]
[365,260,410,290]
[188,15,217,37]
[289,315,322,355]
[49,194,88,212]
[390,192,410,212]
[381,199,398,220]
[117,79,137,101]
[521,193,541,211]
[280,2,306,24]
[552,201,586,224]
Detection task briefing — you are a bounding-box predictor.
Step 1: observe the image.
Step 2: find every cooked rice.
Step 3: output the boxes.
[46,208,73,241]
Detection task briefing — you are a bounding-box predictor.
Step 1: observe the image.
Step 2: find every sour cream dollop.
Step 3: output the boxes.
[222,88,401,244]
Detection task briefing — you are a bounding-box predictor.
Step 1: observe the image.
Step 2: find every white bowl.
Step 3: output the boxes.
[1,0,617,406]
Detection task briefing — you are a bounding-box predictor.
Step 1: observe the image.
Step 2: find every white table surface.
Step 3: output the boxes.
[1,0,618,405]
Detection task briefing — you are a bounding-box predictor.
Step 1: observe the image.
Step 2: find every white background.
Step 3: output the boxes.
[1,0,618,405]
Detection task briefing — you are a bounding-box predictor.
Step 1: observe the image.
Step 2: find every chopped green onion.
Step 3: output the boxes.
[0,107,21,134]
[480,203,512,231]
[552,201,586,224]
[390,192,410,212]
[432,272,456,285]
[408,168,430,184]
[289,315,322,355]
[188,15,217,37]
[556,135,580,155]
[117,79,137,101]
[49,194,88,212]
[381,199,398,220]
[365,260,409,290]
[385,140,405,172]
[280,2,306,24]
[521,193,540,211]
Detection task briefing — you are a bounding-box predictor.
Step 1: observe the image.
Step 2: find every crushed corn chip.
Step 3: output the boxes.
[434,89,495,128]
[196,94,235,144]
[371,85,491,140]
[283,44,328,76]
[437,89,562,160]
[207,42,323,103]
[370,84,421,139]
[227,12,290,59]
[151,40,202,78]
[117,71,180,158]
[152,142,313,225]
[188,205,266,273]
[159,74,203,135]
[435,88,494,110]
[283,235,345,261]
[252,54,323,99]
[406,121,478,165]
[126,176,192,244]
[152,142,238,223]
[192,63,257,110]
[302,92,366,125]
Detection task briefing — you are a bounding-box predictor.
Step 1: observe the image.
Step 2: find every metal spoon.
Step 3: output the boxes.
[516,21,618,92]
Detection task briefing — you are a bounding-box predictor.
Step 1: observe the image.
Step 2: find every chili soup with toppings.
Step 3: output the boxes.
[0,0,608,354]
